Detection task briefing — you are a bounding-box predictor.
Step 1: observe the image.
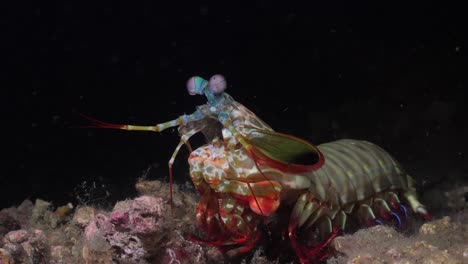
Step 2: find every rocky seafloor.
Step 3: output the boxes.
[0,179,467,264]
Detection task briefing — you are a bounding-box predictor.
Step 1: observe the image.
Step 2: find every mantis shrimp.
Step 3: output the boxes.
[81,74,431,263]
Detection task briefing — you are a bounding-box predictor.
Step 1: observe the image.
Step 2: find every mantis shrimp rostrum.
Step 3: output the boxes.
[81,74,432,263]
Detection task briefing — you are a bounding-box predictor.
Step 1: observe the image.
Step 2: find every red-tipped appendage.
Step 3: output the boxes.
[78,113,128,130]
[420,211,433,221]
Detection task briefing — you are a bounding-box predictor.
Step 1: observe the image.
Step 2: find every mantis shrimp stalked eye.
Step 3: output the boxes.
[208,74,227,94]
[186,76,207,95]
[187,74,227,96]
[81,74,431,263]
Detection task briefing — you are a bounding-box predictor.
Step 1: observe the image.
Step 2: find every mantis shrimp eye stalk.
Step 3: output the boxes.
[187,76,208,95]
[208,74,227,94]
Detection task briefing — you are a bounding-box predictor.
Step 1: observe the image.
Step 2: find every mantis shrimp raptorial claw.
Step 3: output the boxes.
[78,112,192,209]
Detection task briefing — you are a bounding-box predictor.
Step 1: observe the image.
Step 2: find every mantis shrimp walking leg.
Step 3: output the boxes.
[288,192,340,264]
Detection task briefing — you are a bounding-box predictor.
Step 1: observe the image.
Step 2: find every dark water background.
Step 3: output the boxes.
[3,2,467,211]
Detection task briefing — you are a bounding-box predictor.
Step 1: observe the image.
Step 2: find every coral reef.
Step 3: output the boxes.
[0,178,466,264]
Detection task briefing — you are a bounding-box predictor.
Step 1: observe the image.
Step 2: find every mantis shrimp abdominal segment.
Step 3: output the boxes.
[82,74,431,263]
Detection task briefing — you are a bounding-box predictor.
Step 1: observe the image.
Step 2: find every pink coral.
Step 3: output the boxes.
[111,196,166,235]
[82,195,170,262]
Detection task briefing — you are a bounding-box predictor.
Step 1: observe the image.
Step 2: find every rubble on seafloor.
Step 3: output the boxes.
[0,179,467,264]
[0,179,224,264]
[328,214,468,264]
